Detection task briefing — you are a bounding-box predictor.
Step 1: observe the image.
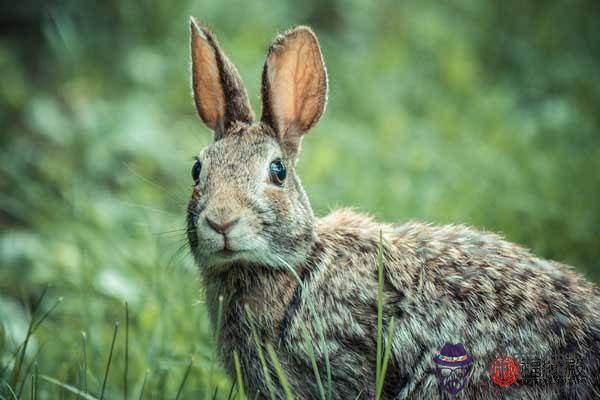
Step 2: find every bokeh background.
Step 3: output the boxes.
[1,0,599,398]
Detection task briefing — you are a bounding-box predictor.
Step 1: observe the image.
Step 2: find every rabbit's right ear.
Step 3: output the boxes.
[190,18,254,139]
[260,26,328,156]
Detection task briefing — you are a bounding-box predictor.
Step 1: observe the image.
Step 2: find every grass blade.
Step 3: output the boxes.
[374,231,397,400]
[375,230,384,399]
[81,332,88,395]
[226,381,236,400]
[174,359,193,400]
[31,297,63,333]
[266,344,294,400]
[3,382,17,400]
[375,318,396,399]
[124,302,129,400]
[30,363,38,400]
[137,369,148,400]
[16,340,47,398]
[9,291,61,393]
[207,295,224,400]
[99,322,119,400]
[278,262,331,399]
[298,321,326,400]
[40,375,98,400]
[9,288,48,388]
[244,305,276,400]
[380,318,396,388]
[233,352,245,400]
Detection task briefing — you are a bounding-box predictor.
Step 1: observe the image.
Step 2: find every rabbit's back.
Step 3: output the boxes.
[280,209,600,399]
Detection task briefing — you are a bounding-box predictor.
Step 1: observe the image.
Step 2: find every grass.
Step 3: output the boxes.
[100,323,119,400]
[232,353,244,400]
[2,3,599,398]
[0,235,396,399]
[374,231,397,400]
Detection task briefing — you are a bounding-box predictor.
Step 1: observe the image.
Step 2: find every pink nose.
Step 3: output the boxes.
[205,216,239,234]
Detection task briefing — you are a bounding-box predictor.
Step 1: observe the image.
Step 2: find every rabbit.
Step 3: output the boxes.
[185,17,600,400]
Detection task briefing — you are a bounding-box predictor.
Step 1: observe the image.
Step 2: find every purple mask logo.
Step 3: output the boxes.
[433,343,473,396]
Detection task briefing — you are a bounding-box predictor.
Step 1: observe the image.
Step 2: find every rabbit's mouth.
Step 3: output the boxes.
[196,239,250,260]
[216,248,242,258]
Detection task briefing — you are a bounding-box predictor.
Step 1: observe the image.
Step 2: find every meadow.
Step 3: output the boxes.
[1,1,599,398]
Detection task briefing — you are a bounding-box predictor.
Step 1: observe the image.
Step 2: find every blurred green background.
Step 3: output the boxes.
[1,0,599,398]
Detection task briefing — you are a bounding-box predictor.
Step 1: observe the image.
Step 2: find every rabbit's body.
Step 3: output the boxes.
[185,20,600,399]
[201,208,600,399]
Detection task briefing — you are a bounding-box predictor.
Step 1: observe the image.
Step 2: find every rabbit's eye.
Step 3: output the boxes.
[191,159,202,185]
[269,159,286,185]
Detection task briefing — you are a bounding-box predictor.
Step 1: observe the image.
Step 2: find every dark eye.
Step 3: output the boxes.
[269,159,286,185]
[191,159,202,184]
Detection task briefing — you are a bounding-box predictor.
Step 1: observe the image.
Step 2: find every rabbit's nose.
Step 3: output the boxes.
[206,216,239,235]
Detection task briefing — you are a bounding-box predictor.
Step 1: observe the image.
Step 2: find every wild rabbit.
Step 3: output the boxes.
[185,18,600,399]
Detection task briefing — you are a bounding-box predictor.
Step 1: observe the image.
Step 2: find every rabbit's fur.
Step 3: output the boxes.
[186,18,600,399]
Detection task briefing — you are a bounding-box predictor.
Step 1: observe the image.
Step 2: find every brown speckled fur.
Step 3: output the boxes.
[186,20,600,399]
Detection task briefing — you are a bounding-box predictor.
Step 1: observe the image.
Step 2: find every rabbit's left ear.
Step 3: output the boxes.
[261,26,328,155]
[190,18,254,139]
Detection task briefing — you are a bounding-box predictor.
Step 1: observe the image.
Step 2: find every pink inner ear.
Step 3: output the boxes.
[191,26,225,131]
[265,28,327,137]
[267,49,297,136]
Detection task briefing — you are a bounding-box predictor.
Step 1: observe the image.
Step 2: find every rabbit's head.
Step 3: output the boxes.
[186,18,328,270]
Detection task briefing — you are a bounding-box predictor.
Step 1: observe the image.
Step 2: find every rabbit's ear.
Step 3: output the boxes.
[190,18,254,139]
[261,26,328,153]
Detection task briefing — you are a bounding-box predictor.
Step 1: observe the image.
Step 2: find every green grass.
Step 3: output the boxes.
[375,232,396,400]
[2,0,600,398]
[1,235,397,399]
[232,353,244,400]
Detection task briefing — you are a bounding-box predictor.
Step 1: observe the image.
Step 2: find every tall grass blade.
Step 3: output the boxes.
[31,297,63,333]
[137,370,148,400]
[10,292,62,392]
[278,261,331,399]
[2,382,17,400]
[99,322,119,400]
[233,352,245,400]
[298,321,326,400]
[226,382,236,400]
[124,303,129,400]
[377,317,396,399]
[244,305,276,400]
[40,375,98,400]
[157,368,169,400]
[375,230,384,399]
[207,295,224,400]
[9,288,48,388]
[374,231,397,400]
[174,359,193,400]
[30,363,38,400]
[266,344,294,400]
[17,340,47,398]
[81,332,88,395]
